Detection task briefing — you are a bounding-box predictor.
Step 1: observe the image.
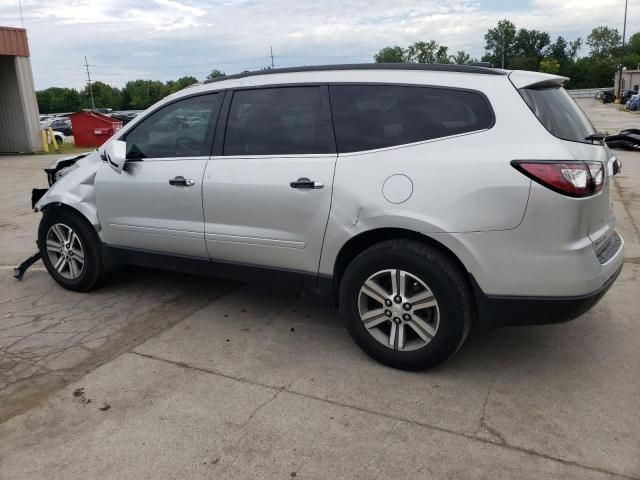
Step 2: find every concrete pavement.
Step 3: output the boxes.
[0,100,639,479]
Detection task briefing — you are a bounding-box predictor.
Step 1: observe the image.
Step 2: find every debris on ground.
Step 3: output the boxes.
[72,387,91,405]
[98,404,110,411]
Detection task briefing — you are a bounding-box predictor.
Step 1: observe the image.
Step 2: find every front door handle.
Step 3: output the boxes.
[169,176,195,187]
[290,177,324,189]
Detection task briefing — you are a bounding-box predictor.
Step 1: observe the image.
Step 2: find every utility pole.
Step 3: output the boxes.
[617,0,629,98]
[270,46,274,69]
[84,55,95,110]
[501,38,505,69]
[18,0,24,27]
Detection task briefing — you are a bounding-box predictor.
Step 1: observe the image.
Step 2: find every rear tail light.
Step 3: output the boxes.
[511,160,606,197]
[587,161,604,193]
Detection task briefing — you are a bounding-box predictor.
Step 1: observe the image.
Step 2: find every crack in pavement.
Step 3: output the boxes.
[131,351,638,480]
[0,272,239,423]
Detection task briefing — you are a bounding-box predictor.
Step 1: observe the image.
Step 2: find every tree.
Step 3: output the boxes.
[450,50,472,65]
[121,80,165,110]
[172,76,198,92]
[483,19,517,67]
[206,69,226,80]
[81,81,121,110]
[36,87,81,113]
[628,32,640,54]
[587,26,621,58]
[405,41,440,63]
[374,46,405,63]
[547,36,582,64]
[514,29,550,58]
[539,58,561,74]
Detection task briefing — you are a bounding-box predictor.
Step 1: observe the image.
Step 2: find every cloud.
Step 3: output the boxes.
[0,0,636,89]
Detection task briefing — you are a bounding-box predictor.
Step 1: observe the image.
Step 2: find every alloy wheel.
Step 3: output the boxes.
[357,269,440,351]
[45,223,85,280]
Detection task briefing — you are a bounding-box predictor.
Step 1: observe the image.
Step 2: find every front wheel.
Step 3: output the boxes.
[339,240,472,370]
[38,208,107,291]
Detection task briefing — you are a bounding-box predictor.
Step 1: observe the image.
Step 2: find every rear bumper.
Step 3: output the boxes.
[472,261,623,329]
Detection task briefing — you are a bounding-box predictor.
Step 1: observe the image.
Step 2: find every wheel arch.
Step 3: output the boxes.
[332,228,473,296]
[40,202,100,232]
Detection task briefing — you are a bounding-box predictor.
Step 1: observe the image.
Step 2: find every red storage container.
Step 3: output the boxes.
[69,111,123,148]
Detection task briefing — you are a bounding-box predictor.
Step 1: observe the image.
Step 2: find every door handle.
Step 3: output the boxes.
[169,176,195,187]
[290,177,324,189]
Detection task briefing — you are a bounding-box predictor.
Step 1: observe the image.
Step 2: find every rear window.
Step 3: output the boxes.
[330,85,494,153]
[519,87,595,144]
[224,87,330,156]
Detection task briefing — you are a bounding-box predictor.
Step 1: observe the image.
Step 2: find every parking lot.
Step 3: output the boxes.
[0,98,638,479]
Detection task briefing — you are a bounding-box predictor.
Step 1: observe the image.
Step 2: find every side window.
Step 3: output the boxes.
[224,87,328,156]
[330,85,493,153]
[125,93,222,159]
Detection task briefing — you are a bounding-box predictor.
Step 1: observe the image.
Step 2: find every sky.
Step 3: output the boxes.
[0,0,637,90]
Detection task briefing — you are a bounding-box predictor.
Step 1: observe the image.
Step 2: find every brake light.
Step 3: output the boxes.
[511,160,605,197]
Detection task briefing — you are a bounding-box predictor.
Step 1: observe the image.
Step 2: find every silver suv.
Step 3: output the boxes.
[32,64,624,370]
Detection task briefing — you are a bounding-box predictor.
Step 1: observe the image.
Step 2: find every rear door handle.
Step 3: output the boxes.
[290,177,324,189]
[169,176,195,187]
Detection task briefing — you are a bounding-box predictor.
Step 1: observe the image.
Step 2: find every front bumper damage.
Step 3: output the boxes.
[14,251,42,280]
[14,188,49,279]
[15,153,92,280]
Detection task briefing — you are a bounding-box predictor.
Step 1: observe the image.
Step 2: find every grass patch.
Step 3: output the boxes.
[42,143,95,155]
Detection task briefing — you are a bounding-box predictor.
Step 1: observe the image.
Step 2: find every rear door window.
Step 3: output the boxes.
[224,87,331,156]
[519,87,595,144]
[329,85,494,153]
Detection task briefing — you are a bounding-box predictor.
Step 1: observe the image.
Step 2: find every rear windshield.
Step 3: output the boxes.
[519,87,595,144]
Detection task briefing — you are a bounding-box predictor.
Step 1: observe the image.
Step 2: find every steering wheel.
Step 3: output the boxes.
[175,136,201,155]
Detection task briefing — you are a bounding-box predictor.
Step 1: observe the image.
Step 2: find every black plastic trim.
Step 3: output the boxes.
[31,188,48,209]
[470,263,623,330]
[102,246,333,294]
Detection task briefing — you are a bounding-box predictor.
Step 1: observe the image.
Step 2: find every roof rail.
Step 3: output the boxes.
[469,62,494,68]
[203,63,507,84]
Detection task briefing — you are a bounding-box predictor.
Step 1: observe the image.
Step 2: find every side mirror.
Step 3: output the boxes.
[104,140,127,174]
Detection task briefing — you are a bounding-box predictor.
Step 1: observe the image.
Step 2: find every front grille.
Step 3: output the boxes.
[597,231,622,264]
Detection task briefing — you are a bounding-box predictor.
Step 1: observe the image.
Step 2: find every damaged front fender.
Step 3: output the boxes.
[35,150,103,231]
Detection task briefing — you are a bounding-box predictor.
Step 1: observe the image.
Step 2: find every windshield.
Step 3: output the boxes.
[519,86,596,144]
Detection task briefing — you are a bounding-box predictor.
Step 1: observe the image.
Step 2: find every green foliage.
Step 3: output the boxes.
[568,57,618,88]
[373,20,637,89]
[483,19,517,66]
[36,88,81,114]
[81,81,121,110]
[38,75,201,114]
[539,58,561,74]
[450,51,472,65]
[206,69,226,80]
[374,46,405,63]
[405,41,450,64]
[587,26,621,58]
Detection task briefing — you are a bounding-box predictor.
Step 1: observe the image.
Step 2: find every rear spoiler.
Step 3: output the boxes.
[508,70,569,90]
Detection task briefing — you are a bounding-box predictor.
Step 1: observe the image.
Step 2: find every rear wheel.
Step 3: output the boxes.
[339,240,472,370]
[38,208,107,291]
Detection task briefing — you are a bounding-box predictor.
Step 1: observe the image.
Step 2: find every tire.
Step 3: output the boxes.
[38,207,107,291]
[339,240,472,370]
